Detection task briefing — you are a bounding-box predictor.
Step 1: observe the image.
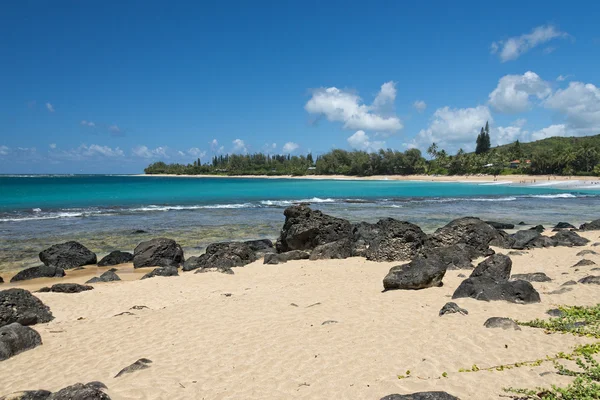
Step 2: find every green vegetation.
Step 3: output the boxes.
[145,127,600,176]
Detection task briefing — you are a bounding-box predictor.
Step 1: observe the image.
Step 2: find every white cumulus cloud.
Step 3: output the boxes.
[413,100,427,113]
[544,81,600,133]
[489,71,551,113]
[531,124,568,141]
[282,142,299,153]
[46,102,55,112]
[491,25,569,62]
[49,143,57,149]
[232,139,247,154]
[0,145,9,156]
[80,120,96,127]
[132,146,168,158]
[187,147,206,158]
[347,130,385,152]
[305,81,403,132]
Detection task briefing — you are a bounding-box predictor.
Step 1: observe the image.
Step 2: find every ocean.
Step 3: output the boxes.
[1,175,599,272]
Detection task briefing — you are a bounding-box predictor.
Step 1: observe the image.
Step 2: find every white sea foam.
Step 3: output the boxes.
[260,198,335,207]
[525,193,577,199]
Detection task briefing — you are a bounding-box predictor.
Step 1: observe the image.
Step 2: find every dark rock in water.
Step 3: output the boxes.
[580,219,600,231]
[263,250,310,265]
[141,266,179,280]
[579,275,600,285]
[422,244,475,270]
[562,280,577,286]
[0,288,53,328]
[275,205,352,253]
[380,393,460,400]
[182,241,256,272]
[363,218,428,262]
[577,250,598,256]
[383,256,447,291]
[309,238,353,260]
[484,317,521,330]
[133,238,184,268]
[547,308,565,317]
[10,265,65,283]
[98,251,133,267]
[131,229,147,234]
[0,389,52,399]
[470,254,512,281]
[452,276,541,304]
[553,230,589,247]
[244,239,275,256]
[511,272,552,282]
[37,283,94,294]
[39,241,97,270]
[554,222,576,230]
[428,217,510,257]
[508,250,528,256]
[48,382,110,400]
[0,323,42,361]
[529,225,545,233]
[86,270,121,284]
[115,358,152,378]
[485,221,515,230]
[518,221,526,225]
[439,302,468,316]
[572,259,596,268]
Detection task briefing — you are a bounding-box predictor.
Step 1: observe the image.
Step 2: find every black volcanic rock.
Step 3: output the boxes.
[309,238,353,260]
[0,322,42,361]
[0,288,53,328]
[380,393,459,400]
[383,256,447,291]
[485,221,514,230]
[511,272,552,282]
[552,230,589,247]
[428,217,510,257]
[580,219,600,231]
[98,251,133,266]
[141,266,179,280]
[364,218,428,262]
[86,270,121,284]
[470,254,512,281]
[133,238,184,268]
[263,250,310,265]
[39,241,97,270]
[182,241,256,272]
[37,283,93,294]
[10,265,65,282]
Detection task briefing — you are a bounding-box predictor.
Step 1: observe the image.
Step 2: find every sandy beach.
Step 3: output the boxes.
[1,229,599,399]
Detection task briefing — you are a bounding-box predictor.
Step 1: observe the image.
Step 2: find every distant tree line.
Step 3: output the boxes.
[145,123,600,176]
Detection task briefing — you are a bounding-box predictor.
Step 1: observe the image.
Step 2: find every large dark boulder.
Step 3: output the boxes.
[380,393,460,400]
[39,241,97,270]
[452,276,540,304]
[579,275,600,285]
[38,283,94,294]
[383,256,447,291]
[309,238,353,260]
[552,230,589,247]
[580,219,600,231]
[0,390,52,399]
[10,265,65,283]
[48,382,110,400]
[428,217,509,256]
[98,251,133,267]
[0,323,42,361]
[244,239,275,256]
[0,289,53,328]
[86,270,121,284]
[421,244,476,270]
[510,230,542,249]
[554,222,576,230]
[275,205,352,253]
[182,242,256,272]
[470,254,512,281]
[133,238,184,268]
[485,221,514,230]
[263,250,310,265]
[141,266,179,280]
[364,219,428,262]
[351,221,381,257]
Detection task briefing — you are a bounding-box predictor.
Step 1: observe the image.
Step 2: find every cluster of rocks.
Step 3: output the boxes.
[0,382,111,400]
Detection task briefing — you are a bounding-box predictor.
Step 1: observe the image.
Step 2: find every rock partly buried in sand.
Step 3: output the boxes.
[579,275,600,285]
[577,250,598,256]
[49,382,111,400]
[10,265,65,283]
[244,239,275,257]
[0,289,53,328]
[86,270,121,284]
[453,276,540,304]
[380,392,460,400]
[133,238,184,269]
[383,256,447,291]
[509,230,556,250]
[572,259,596,268]
[579,219,600,231]
[275,205,352,253]
[98,251,133,267]
[547,308,565,317]
[0,389,53,399]
[421,244,475,270]
[552,230,589,247]
[309,238,353,260]
[141,266,179,280]
[183,242,256,272]
[485,221,515,230]
[364,219,428,262]
[428,217,509,257]
[554,222,576,230]
[529,225,545,233]
[508,250,528,256]
[194,266,234,275]
[511,272,552,282]
[0,277,3,284]
[37,283,94,294]
[263,250,310,265]
[484,317,521,330]
[114,358,152,378]
[439,302,468,316]
[562,280,578,286]
[0,323,42,361]
[470,254,512,281]
[39,241,97,270]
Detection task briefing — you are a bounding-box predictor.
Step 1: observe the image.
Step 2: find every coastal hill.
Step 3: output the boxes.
[145,133,600,177]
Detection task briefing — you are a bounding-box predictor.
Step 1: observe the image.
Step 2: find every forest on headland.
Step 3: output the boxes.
[145,124,600,177]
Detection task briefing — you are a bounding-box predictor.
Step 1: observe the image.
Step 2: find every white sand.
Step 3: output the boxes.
[1,231,600,399]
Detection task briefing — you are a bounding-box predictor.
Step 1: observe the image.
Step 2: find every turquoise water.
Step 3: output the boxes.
[1,175,599,272]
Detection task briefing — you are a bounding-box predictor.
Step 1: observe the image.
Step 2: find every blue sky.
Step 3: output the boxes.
[1,1,599,173]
